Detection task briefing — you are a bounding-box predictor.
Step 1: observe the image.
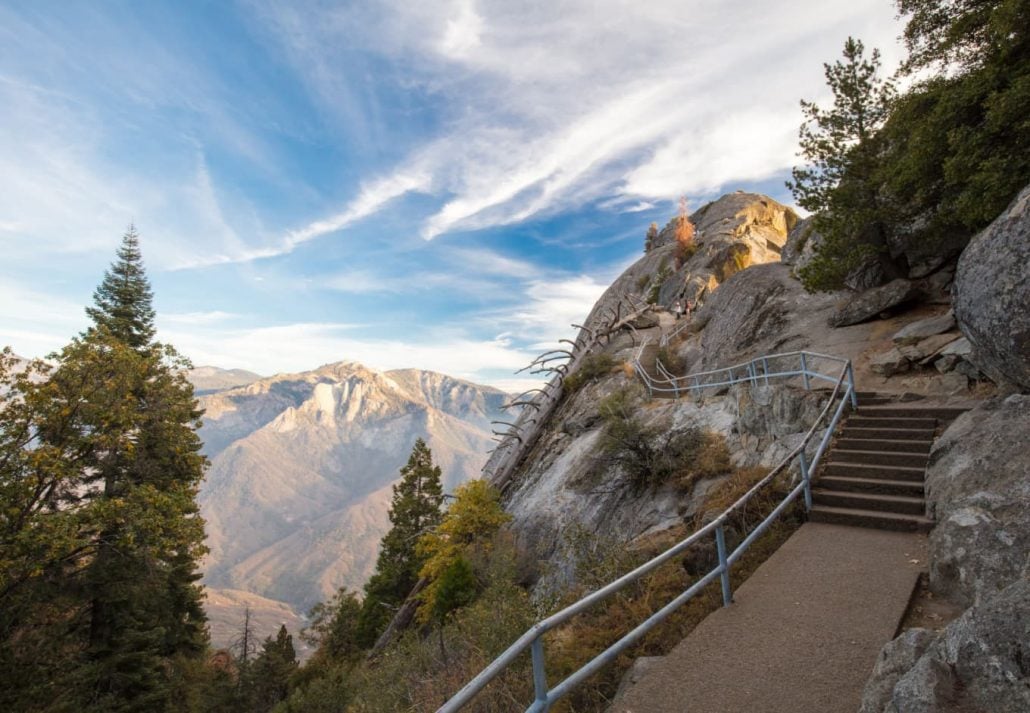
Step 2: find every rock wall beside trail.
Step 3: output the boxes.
[924,394,1030,607]
[953,183,1030,391]
[500,368,824,586]
[860,394,1030,713]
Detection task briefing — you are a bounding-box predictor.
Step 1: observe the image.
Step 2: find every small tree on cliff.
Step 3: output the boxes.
[787,37,896,291]
[644,222,659,253]
[354,438,444,648]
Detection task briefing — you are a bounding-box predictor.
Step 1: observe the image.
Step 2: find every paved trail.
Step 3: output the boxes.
[611,522,925,713]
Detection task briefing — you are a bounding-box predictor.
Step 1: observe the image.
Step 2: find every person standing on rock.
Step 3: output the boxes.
[673,300,683,320]
[686,299,694,319]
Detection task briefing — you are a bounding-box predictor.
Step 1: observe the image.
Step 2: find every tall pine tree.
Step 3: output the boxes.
[0,228,210,711]
[354,438,443,648]
[72,229,209,710]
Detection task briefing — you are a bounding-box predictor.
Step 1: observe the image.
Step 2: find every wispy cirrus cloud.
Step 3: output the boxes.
[241,0,904,249]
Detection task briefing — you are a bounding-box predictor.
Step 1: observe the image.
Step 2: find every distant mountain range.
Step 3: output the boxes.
[190,361,509,638]
[188,365,263,395]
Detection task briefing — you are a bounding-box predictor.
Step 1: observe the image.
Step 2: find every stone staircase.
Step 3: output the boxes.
[809,393,968,532]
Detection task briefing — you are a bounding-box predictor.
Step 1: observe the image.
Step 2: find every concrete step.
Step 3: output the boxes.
[823,462,927,482]
[834,438,933,454]
[816,475,925,496]
[839,426,937,441]
[855,392,894,406]
[809,505,933,532]
[856,406,969,421]
[846,416,938,430]
[811,489,926,515]
[830,449,930,468]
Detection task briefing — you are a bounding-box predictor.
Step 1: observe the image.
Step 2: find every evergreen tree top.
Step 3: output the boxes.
[85,225,156,351]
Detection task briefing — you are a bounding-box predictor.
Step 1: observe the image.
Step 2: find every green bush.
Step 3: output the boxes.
[646,265,672,304]
[563,352,616,393]
[597,388,730,492]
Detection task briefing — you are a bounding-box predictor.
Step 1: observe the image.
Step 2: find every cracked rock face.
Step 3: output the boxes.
[954,183,1030,390]
[924,394,1030,607]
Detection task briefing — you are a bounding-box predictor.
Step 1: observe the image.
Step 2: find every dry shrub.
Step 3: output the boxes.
[563,353,616,394]
[655,345,685,375]
[543,481,800,712]
[619,360,635,379]
[674,432,731,491]
[673,196,697,269]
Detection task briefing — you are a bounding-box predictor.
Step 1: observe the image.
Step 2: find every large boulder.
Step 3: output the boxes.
[829,279,922,328]
[863,578,1030,713]
[953,184,1030,390]
[892,311,956,346]
[858,628,938,713]
[924,394,1030,606]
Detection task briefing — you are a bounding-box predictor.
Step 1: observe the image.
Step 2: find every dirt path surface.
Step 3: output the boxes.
[610,522,926,713]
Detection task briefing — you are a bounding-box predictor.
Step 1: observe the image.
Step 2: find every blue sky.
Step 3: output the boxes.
[0,0,906,390]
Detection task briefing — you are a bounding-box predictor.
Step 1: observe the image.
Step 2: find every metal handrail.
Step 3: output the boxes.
[438,350,857,712]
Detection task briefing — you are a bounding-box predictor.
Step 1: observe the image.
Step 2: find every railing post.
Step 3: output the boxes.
[715,524,732,607]
[799,450,813,512]
[531,637,550,711]
[762,357,770,386]
[846,361,858,409]
[748,362,757,387]
[799,353,811,391]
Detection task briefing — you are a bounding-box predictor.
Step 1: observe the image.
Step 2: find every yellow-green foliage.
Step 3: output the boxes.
[416,480,512,624]
[562,352,616,393]
[344,543,538,712]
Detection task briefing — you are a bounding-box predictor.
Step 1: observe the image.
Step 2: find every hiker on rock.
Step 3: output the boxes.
[673,300,683,320]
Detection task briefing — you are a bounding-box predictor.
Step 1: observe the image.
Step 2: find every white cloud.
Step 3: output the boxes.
[162,311,241,325]
[281,170,431,251]
[160,321,535,388]
[253,0,905,242]
[439,0,484,59]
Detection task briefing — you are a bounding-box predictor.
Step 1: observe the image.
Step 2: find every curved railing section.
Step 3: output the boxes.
[438,349,858,712]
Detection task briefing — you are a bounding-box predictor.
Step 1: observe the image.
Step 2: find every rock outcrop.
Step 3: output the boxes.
[860,394,1030,712]
[860,579,1030,713]
[780,215,821,272]
[583,192,797,336]
[953,183,1030,391]
[924,394,1030,606]
[829,279,922,328]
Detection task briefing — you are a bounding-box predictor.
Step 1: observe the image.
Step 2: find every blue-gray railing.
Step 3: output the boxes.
[437,350,857,712]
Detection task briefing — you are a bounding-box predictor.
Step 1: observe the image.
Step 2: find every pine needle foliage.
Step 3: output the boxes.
[354,438,444,648]
[0,229,211,711]
[787,37,897,291]
[85,225,156,351]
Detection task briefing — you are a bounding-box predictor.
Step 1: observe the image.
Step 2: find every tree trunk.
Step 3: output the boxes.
[367,577,429,658]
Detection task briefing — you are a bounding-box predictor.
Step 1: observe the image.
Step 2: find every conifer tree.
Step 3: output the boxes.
[0,229,210,710]
[354,438,443,647]
[644,222,658,252]
[248,625,298,712]
[787,37,897,290]
[85,225,156,351]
